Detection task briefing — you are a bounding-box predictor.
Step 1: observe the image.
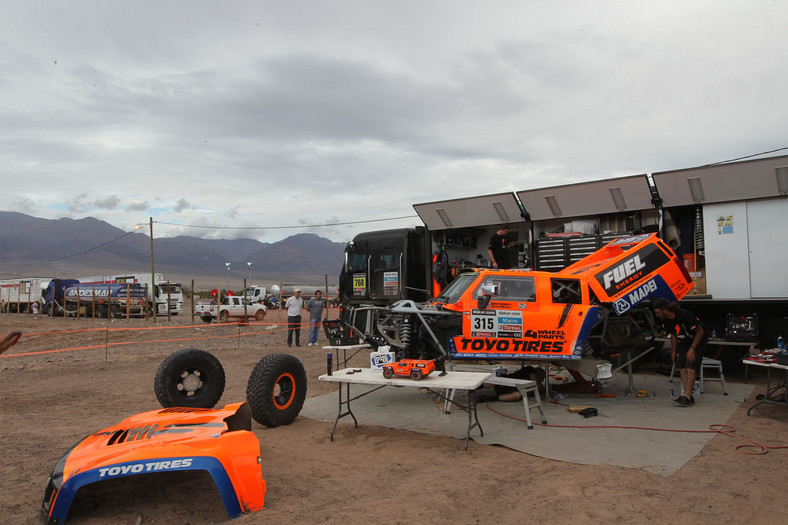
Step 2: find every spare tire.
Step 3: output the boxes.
[246,353,307,427]
[154,348,226,409]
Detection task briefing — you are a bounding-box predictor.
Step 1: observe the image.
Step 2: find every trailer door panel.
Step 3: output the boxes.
[746,199,788,298]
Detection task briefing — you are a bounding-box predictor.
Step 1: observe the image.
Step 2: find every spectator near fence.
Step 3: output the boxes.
[305,290,337,347]
[285,289,304,347]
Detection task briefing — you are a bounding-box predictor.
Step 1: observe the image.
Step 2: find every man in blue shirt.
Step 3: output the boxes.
[305,290,336,346]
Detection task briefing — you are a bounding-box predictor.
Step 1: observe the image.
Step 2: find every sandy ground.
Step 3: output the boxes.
[1,312,787,525]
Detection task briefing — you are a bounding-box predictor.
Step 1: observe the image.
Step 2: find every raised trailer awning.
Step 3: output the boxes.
[413,192,522,231]
[652,154,788,206]
[516,174,654,221]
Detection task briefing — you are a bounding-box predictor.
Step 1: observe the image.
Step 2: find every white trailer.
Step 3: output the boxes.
[0,277,52,313]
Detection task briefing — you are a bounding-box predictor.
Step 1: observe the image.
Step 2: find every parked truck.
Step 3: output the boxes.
[196,294,267,323]
[337,154,788,367]
[242,285,278,309]
[60,282,148,318]
[78,273,184,316]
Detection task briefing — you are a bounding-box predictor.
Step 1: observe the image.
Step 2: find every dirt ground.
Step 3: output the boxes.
[1,312,787,525]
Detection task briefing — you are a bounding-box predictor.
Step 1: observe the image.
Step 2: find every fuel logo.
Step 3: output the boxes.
[595,244,670,296]
[602,255,646,289]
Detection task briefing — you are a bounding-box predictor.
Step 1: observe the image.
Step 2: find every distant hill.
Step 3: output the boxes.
[0,211,346,289]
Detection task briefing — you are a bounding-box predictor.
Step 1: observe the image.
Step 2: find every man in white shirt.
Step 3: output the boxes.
[285,289,304,347]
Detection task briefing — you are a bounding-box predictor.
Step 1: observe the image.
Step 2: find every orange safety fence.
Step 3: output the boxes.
[0,319,328,359]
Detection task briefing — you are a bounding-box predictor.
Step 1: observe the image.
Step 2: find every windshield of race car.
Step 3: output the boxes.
[472,275,536,302]
[435,273,478,304]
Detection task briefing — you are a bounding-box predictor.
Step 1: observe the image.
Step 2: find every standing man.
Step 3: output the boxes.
[305,290,334,347]
[487,225,518,269]
[653,297,705,407]
[285,288,304,347]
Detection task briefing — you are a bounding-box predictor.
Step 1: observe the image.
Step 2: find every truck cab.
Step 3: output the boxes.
[340,228,431,307]
[41,279,80,315]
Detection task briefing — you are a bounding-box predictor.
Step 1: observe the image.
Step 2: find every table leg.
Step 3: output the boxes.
[543,362,550,400]
[464,389,483,450]
[330,382,358,441]
[747,366,773,416]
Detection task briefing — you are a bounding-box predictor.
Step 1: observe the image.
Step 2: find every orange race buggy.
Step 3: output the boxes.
[382,359,436,380]
[361,234,692,364]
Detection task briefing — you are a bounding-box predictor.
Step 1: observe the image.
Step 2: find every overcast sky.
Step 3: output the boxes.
[2,1,786,243]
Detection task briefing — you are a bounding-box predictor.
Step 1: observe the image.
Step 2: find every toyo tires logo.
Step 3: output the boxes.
[97,458,193,478]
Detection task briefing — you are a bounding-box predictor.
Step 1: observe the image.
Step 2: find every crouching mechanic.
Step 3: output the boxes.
[653,297,705,407]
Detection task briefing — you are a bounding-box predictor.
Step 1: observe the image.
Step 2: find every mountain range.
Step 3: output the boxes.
[0,211,347,289]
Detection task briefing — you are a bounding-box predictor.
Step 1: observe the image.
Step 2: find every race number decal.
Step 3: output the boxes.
[470,310,495,337]
[470,309,523,338]
[353,273,366,296]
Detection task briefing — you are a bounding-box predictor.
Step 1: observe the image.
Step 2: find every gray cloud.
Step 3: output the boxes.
[66,194,89,213]
[93,195,121,209]
[127,201,150,212]
[173,199,191,213]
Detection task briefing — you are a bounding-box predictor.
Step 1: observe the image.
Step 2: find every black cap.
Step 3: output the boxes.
[652,297,670,310]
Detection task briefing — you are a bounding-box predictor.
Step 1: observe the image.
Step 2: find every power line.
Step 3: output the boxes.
[44,230,136,263]
[154,214,419,230]
[700,145,788,167]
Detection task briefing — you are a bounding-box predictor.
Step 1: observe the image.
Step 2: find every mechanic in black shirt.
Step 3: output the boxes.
[487,225,517,269]
[653,297,705,407]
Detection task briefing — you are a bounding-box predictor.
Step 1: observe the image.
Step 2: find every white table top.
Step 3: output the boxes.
[318,368,491,390]
[321,344,372,351]
[743,359,788,371]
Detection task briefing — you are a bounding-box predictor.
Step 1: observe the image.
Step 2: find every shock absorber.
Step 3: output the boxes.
[398,315,412,349]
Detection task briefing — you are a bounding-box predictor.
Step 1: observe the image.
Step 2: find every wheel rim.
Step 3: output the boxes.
[177,369,203,397]
[272,372,296,409]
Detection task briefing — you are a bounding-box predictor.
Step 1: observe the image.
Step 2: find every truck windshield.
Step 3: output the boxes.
[159,284,182,294]
[346,251,368,273]
[435,273,479,304]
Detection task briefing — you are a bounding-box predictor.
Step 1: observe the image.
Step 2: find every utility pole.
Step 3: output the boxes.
[149,217,156,322]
